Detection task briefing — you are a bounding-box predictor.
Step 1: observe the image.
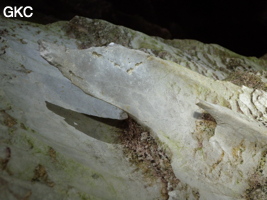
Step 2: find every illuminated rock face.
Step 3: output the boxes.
[2,15,267,200]
[39,39,267,200]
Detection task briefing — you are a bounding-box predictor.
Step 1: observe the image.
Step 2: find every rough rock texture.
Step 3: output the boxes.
[1,15,267,200]
[39,39,267,199]
[66,16,267,81]
[0,16,163,200]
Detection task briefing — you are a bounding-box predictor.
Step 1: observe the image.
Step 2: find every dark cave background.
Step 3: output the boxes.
[1,0,267,57]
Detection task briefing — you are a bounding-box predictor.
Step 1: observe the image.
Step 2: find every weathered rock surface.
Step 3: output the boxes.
[2,15,267,200]
[0,16,163,200]
[67,16,267,81]
[0,16,127,120]
[39,38,267,199]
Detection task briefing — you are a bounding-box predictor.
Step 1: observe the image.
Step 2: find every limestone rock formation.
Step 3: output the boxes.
[1,15,267,200]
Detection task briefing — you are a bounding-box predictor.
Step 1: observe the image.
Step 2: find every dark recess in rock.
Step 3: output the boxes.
[1,0,266,57]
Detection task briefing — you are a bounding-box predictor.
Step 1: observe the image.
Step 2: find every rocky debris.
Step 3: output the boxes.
[120,118,180,199]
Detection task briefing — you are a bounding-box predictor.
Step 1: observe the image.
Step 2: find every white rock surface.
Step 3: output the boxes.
[39,39,267,199]
[67,16,267,81]
[0,16,127,120]
[0,17,165,200]
[1,15,267,200]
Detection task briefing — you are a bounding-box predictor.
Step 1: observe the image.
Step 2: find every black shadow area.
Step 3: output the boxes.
[46,101,126,144]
